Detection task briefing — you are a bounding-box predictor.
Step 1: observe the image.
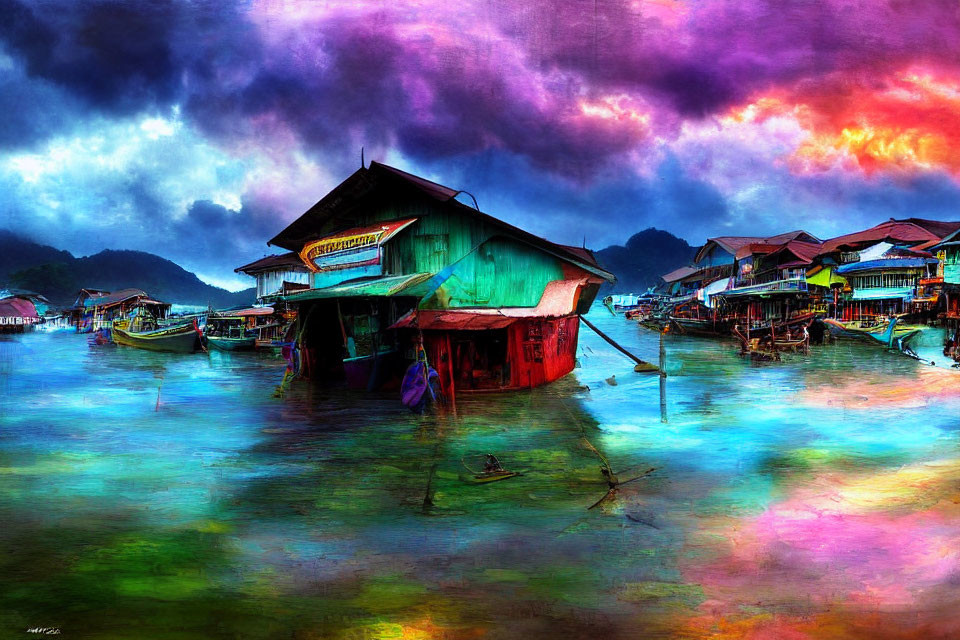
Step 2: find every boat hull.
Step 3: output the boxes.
[669,317,730,337]
[113,323,199,353]
[206,336,256,351]
[823,318,924,347]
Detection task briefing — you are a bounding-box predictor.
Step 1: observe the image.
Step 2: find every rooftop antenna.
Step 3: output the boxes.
[582,234,586,248]
[361,146,365,169]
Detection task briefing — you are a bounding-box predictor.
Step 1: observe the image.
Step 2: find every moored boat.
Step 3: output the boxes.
[669,315,731,337]
[206,335,256,351]
[823,317,924,347]
[112,319,200,353]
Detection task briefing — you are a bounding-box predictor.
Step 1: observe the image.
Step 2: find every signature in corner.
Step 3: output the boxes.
[27,628,61,635]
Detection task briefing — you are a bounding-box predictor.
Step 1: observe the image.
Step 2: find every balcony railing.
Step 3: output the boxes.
[722,277,808,297]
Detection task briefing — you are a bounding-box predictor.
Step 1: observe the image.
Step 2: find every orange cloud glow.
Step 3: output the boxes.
[730,69,960,175]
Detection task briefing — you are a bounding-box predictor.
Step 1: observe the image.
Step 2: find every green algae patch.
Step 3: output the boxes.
[617,581,704,607]
[761,447,907,476]
[525,567,603,606]
[194,520,234,534]
[481,568,527,582]
[350,576,429,612]
[114,573,209,600]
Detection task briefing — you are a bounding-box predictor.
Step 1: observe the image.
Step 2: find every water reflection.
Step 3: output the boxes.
[1,312,959,639]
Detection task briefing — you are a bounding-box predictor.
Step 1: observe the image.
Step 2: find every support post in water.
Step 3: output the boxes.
[578,315,660,374]
[659,329,667,423]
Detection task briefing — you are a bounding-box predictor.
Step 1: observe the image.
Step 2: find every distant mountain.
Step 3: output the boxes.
[595,228,696,293]
[0,231,255,309]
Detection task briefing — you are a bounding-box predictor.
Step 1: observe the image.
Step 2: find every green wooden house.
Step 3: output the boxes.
[264,162,614,393]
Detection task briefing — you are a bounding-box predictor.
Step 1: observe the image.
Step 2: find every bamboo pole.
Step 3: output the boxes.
[578,315,660,373]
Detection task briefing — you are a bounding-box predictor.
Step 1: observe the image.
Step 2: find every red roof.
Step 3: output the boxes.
[224,307,275,317]
[774,240,822,265]
[895,218,960,239]
[235,252,309,274]
[821,221,941,253]
[0,297,38,319]
[734,243,779,260]
[696,230,820,263]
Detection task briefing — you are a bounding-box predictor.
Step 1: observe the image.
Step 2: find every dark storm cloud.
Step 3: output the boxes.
[4,0,960,286]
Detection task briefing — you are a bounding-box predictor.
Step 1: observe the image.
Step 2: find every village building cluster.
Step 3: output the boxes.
[647,218,960,359]
[8,162,960,380]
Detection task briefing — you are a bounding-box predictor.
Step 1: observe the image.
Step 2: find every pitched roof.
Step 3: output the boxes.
[734,243,779,260]
[696,230,821,264]
[772,240,822,265]
[764,230,822,244]
[84,288,167,308]
[895,218,960,239]
[661,266,697,282]
[0,297,38,319]
[821,220,941,253]
[235,252,310,274]
[268,161,615,283]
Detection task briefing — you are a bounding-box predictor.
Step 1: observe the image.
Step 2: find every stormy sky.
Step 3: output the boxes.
[3,0,960,290]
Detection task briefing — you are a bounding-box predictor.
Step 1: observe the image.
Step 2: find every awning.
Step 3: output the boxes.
[848,287,914,301]
[836,257,938,274]
[390,278,590,329]
[701,277,732,308]
[389,311,518,331]
[806,267,847,288]
[280,273,433,302]
[228,307,274,317]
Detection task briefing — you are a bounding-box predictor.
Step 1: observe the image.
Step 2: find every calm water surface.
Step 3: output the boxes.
[2,310,960,639]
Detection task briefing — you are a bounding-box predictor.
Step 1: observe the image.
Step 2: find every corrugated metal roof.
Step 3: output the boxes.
[822,221,940,253]
[895,218,960,239]
[280,273,434,302]
[235,252,309,274]
[0,297,38,319]
[836,257,938,274]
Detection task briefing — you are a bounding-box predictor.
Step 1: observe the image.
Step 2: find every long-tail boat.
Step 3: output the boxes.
[823,317,923,348]
[112,309,200,353]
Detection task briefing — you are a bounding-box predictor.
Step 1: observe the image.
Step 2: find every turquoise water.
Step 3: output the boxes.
[2,311,960,639]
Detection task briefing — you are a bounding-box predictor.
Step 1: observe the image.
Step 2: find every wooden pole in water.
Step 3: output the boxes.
[659,329,667,423]
[445,333,457,416]
[578,315,659,373]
